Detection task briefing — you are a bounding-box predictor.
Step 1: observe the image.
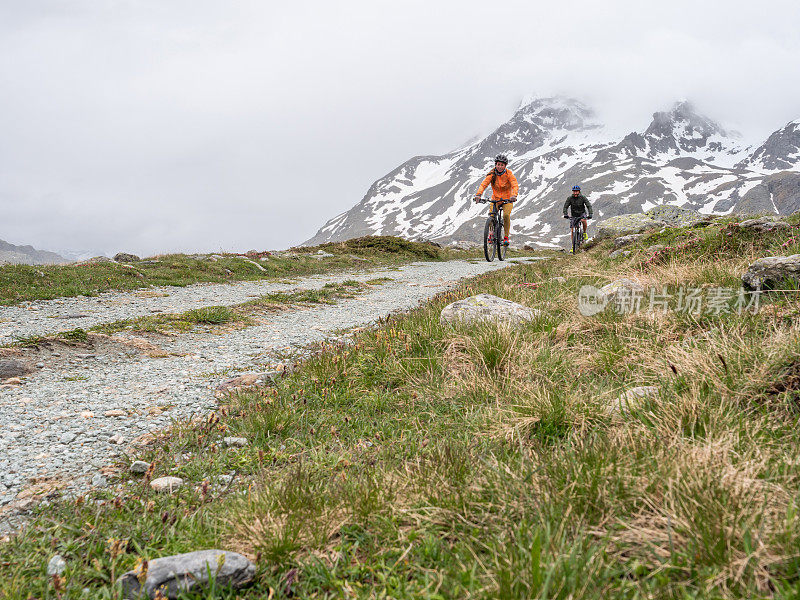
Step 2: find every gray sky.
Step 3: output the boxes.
[2,0,799,256]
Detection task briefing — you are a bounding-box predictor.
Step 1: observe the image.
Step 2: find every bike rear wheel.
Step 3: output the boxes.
[483,217,496,262]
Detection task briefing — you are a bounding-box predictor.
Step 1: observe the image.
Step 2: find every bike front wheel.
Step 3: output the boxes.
[497,219,507,261]
[483,217,497,262]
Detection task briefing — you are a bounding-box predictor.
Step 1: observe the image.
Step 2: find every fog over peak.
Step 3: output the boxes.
[1,1,799,256]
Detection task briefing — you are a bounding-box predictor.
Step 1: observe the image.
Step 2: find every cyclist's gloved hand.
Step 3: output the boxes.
[510,196,517,202]
[473,195,482,203]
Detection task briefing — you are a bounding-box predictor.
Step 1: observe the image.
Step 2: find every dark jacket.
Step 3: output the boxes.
[563,194,593,218]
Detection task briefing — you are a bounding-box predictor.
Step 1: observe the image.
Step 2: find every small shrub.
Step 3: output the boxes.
[185,306,233,324]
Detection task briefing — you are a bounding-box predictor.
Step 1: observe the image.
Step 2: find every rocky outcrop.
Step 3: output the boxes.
[440,294,540,325]
[741,255,800,290]
[736,216,791,232]
[595,207,706,241]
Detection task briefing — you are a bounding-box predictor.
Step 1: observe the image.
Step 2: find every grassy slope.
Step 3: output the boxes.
[0,236,474,307]
[3,218,800,598]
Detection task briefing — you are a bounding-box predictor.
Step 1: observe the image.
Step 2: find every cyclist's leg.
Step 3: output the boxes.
[582,217,588,234]
[503,202,512,239]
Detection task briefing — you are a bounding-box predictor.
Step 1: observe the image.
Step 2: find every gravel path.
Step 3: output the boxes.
[0,257,543,533]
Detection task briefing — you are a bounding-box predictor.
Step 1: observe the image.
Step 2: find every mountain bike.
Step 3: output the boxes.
[565,214,589,253]
[478,199,508,262]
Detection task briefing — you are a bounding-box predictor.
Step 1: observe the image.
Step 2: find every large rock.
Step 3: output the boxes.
[742,254,800,290]
[0,359,35,380]
[440,294,541,325]
[119,550,255,599]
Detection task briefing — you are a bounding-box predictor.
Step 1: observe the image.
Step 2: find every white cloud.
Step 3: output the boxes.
[1,0,799,255]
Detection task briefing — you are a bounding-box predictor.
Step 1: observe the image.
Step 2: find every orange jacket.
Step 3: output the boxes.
[476,168,519,200]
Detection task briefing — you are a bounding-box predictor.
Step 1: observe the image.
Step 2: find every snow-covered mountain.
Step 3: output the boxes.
[305,97,800,248]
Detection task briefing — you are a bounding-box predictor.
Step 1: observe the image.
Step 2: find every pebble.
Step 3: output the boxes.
[91,474,108,488]
[223,437,249,448]
[47,554,67,576]
[130,460,151,474]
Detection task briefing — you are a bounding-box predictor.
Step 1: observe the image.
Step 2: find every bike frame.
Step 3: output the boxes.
[482,199,508,262]
[568,214,586,253]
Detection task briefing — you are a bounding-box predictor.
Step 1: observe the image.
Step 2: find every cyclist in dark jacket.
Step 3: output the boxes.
[563,185,593,243]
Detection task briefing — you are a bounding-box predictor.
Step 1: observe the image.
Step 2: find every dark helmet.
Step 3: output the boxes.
[572,185,581,191]
[494,154,508,165]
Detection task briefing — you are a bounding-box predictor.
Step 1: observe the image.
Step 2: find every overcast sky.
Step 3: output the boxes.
[2,0,799,257]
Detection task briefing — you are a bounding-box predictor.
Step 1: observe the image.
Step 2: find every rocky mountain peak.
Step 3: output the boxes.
[640,100,743,159]
[744,118,800,171]
[514,96,601,132]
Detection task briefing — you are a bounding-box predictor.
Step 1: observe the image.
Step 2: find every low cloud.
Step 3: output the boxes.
[1,0,798,256]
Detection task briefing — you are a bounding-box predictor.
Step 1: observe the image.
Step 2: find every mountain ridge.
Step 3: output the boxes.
[0,238,68,265]
[306,97,800,248]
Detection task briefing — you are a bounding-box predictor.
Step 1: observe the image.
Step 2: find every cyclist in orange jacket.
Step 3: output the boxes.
[473,154,519,246]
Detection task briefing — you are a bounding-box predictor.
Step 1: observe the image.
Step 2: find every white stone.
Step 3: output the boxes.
[150,476,184,493]
[47,554,66,576]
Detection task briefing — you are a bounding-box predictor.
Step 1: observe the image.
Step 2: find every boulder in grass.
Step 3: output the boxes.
[608,249,632,259]
[113,252,141,263]
[613,234,643,248]
[440,294,541,326]
[149,476,184,494]
[119,550,255,599]
[608,386,659,415]
[216,371,280,395]
[598,278,645,305]
[742,254,800,290]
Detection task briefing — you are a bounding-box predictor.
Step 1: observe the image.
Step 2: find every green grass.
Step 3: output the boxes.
[0,236,489,307]
[5,221,800,597]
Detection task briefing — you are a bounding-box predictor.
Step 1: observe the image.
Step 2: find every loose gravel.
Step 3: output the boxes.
[0,257,543,534]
